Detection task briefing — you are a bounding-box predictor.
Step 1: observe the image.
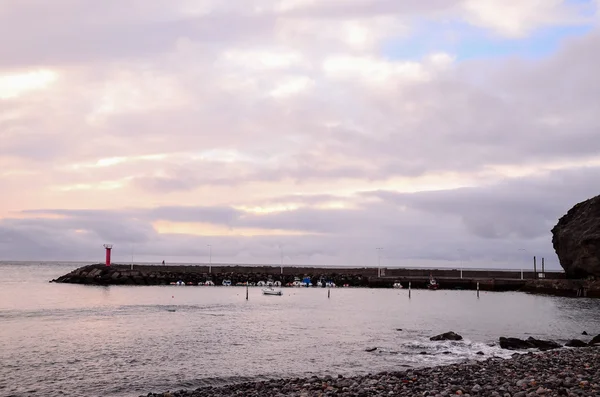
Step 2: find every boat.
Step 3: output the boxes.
[393,282,403,289]
[428,275,439,290]
[262,287,283,296]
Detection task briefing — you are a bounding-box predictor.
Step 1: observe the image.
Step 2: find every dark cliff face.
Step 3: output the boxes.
[551,195,600,278]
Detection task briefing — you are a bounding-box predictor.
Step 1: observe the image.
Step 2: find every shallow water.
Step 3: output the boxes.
[1,262,599,397]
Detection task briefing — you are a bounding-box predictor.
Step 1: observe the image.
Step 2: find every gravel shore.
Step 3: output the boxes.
[143,347,599,397]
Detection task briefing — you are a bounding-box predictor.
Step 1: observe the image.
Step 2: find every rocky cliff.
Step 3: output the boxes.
[551,194,600,278]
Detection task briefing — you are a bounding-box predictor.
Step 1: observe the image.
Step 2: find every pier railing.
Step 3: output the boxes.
[110,263,565,280]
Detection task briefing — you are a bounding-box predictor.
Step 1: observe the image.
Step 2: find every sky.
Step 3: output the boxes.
[1,0,600,269]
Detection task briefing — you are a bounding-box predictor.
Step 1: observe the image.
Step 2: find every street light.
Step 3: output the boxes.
[279,245,283,275]
[457,248,465,278]
[518,248,527,279]
[376,247,383,277]
[207,244,212,274]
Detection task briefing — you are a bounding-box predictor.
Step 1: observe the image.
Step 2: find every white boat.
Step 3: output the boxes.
[428,275,439,290]
[393,282,403,289]
[222,279,232,286]
[262,287,283,296]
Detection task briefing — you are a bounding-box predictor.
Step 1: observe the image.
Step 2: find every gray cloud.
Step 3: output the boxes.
[41,28,597,193]
[6,167,598,269]
[1,1,599,271]
[0,1,277,67]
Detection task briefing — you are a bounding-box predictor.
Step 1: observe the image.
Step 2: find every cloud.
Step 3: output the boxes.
[1,0,599,270]
[3,166,598,270]
[462,0,594,38]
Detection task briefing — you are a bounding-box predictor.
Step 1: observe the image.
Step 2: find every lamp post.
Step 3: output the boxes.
[518,248,527,279]
[376,247,383,277]
[279,245,283,275]
[207,244,212,273]
[457,248,465,279]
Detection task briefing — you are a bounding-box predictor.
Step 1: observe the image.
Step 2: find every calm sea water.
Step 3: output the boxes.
[1,262,599,397]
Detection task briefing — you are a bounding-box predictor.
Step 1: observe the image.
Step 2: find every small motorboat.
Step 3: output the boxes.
[393,282,403,289]
[428,275,439,290]
[262,287,283,296]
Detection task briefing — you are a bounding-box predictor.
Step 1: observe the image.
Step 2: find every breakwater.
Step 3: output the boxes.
[47,263,597,297]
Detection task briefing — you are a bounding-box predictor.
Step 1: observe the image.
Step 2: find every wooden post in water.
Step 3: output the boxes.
[246,283,249,300]
[477,282,480,298]
[408,282,411,299]
[328,288,330,299]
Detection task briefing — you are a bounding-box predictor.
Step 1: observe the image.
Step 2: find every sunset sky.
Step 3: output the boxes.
[1,0,599,269]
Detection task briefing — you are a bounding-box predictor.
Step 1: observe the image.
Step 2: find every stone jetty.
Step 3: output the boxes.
[47,263,600,297]
[50,263,371,287]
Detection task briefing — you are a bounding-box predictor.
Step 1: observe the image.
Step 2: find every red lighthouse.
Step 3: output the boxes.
[103,244,113,266]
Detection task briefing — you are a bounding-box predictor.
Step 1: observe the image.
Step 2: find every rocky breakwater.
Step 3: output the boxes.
[143,347,600,397]
[521,278,600,298]
[50,264,370,287]
[551,194,600,278]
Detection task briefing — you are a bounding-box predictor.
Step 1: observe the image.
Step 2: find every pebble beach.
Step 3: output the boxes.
[144,347,599,397]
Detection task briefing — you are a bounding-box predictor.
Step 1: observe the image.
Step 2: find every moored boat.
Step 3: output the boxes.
[262,287,283,296]
[428,275,439,290]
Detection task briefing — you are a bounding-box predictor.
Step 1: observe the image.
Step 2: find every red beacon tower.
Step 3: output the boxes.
[103,244,113,266]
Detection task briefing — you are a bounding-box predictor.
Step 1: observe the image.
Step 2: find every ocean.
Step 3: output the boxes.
[1,262,599,397]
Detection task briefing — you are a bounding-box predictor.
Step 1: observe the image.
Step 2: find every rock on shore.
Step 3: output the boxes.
[430,331,463,341]
[143,347,599,397]
[552,194,600,278]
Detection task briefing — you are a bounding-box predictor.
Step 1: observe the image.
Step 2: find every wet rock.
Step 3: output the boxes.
[590,334,600,345]
[499,337,535,350]
[430,332,463,341]
[565,339,588,347]
[525,337,561,351]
